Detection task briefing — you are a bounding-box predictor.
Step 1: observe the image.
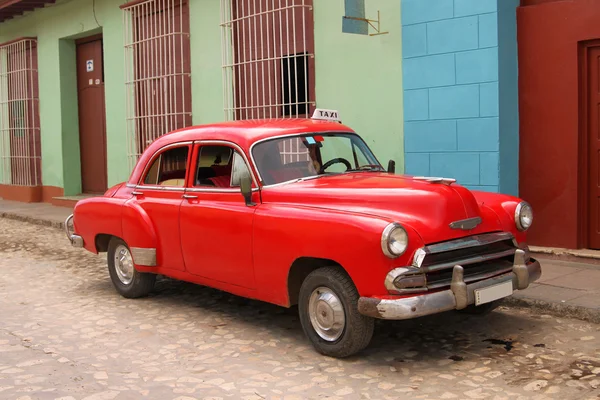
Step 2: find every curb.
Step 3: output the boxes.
[0,212,65,230]
[503,296,600,324]
[530,245,600,261]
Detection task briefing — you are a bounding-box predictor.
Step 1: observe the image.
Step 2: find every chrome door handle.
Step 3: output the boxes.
[182,194,198,200]
[132,191,143,196]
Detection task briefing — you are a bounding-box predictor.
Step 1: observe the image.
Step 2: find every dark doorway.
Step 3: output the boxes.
[76,34,107,194]
[584,44,600,249]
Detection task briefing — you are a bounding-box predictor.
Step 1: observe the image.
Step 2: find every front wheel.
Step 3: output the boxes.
[107,237,156,298]
[298,267,374,358]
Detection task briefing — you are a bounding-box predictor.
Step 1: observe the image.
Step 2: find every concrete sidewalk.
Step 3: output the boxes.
[0,199,73,229]
[0,199,599,323]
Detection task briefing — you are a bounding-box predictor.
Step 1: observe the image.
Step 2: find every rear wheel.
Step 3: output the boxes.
[107,237,156,298]
[298,267,374,358]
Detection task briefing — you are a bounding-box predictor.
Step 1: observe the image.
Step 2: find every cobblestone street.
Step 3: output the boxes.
[0,219,598,400]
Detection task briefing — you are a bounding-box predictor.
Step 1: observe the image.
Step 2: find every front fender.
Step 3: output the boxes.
[472,191,527,243]
[253,204,423,305]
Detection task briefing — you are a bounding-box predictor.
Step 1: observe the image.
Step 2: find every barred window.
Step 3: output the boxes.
[0,38,41,187]
[220,0,316,121]
[122,0,192,170]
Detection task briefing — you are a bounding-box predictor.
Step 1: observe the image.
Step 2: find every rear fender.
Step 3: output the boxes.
[121,199,159,266]
[73,197,125,254]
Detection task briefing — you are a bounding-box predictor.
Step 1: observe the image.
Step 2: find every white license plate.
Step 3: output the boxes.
[474,280,513,306]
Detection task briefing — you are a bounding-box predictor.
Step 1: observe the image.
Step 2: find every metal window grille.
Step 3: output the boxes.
[0,38,41,186]
[279,136,309,164]
[220,0,316,121]
[122,0,192,170]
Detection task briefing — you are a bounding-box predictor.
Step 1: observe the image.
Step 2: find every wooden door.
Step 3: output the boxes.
[76,36,107,194]
[587,46,600,249]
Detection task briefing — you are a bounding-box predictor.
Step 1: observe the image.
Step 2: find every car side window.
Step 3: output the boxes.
[195,145,250,188]
[143,146,189,187]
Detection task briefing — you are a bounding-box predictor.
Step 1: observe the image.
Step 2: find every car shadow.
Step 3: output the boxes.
[83,275,546,365]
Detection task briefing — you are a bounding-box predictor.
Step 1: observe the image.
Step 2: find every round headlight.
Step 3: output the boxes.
[381,223,409,258]
[515,202,533,231]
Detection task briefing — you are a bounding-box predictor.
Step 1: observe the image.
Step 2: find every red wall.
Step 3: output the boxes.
[518,0,600,248]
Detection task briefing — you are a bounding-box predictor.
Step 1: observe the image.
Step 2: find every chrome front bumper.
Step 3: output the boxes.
[65,214,83,248]
[358,249,541,320]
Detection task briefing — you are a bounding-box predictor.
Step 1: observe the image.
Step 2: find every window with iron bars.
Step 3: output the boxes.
[220,0,316,121]
[122,0,192,170]
[0,38,41,187]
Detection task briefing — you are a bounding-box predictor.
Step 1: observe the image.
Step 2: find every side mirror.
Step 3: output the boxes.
[387,160,396,174]
[240,171,256,207]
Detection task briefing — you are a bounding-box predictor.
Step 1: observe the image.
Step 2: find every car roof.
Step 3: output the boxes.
[128,118,356,185]
[156,118,355,148]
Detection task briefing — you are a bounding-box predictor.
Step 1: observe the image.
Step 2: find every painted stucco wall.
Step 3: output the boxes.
[0,0,223,194]
[401,0,518,194]
[0,0,403,196]
[314,0,404,169]
[0,0,127,194]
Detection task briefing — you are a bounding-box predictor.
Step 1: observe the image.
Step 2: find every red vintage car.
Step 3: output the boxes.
[66,110,541,358]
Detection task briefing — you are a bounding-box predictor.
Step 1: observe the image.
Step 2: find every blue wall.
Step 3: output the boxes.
[401,0,518,195]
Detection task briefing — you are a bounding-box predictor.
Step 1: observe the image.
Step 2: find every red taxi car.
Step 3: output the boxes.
[66,109,541,358]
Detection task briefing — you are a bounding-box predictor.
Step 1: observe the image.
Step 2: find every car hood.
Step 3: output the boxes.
[259,172,504,244]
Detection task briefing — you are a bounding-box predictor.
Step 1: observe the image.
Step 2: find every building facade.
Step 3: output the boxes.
[2,0,598,251]
[0,0,403,203]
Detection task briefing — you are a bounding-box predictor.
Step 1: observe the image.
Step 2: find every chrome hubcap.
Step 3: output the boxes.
[308,286,345,342]
[114,245,134,285]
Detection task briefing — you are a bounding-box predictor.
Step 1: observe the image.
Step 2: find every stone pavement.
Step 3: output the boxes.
[1,218,600,400]
[0,198,599,324]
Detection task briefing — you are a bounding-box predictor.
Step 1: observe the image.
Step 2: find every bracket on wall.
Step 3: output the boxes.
[343,10,388,36]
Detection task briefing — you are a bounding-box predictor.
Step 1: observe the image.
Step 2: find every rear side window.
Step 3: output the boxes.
[143,146,189,187]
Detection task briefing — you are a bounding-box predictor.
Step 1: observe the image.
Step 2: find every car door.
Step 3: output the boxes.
[179,141,259,288]
[128,142,191,271]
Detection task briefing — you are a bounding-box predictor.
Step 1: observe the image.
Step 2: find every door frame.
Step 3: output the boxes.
[578,39,600,249]
[75,33,108,193]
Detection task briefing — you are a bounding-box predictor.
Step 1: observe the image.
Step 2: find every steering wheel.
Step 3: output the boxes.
[319,157,352,174]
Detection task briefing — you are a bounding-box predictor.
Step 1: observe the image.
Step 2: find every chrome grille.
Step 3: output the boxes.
[415,232,522,289]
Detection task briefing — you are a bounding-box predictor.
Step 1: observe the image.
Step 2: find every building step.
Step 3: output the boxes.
[51,194,98,208]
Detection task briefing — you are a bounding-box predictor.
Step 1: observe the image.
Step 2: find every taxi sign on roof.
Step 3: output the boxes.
[311,108,341,122]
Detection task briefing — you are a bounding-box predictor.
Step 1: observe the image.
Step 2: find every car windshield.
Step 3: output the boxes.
[252,133,382,185]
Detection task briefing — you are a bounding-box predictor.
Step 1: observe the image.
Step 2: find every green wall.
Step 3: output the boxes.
[0,0,403,196]
[313,0,404,171]
[0,0,128,194]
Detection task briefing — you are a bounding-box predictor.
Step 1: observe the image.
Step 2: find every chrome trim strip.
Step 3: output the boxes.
[126,183,137,188]
[130,247,157,266]
[515,201,532,231]
[413,176,456,185]
[449,216,482,230]
[418,232,514,258]
[186,187,260,193]
[135,185,185,192]
[191,139,260,189]
[248,131,382,187]
[137,141,193,186]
